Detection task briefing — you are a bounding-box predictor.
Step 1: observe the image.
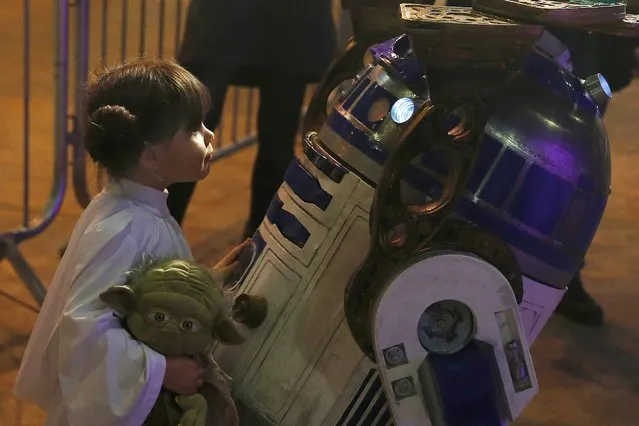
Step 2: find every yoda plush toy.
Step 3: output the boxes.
[99,256,245,426]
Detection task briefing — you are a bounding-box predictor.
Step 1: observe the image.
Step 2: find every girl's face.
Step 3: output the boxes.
[155,123,216,185]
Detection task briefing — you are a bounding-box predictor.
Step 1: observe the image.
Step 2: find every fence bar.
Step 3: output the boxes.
[2,238,47,305]
[23,0,70,242]
[174,0,182,56]
[139,0,146,58]
[0,0,72,306]
[72,0,92,209]
[216,101,224,147]
[101,0,108,65]
[22,0,31,228]
[158,0,166,58]
[246,89,254,135]
[210,134,258,163]
[231,88,240,142]
[120,0,128,62]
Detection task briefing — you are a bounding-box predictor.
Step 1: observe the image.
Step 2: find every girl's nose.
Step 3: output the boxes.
[203,124,215,145]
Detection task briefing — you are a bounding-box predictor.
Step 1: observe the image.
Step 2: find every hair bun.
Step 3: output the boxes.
[85,105,139,174]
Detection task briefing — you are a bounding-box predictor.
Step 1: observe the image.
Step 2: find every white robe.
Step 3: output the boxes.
[13,179,195,426]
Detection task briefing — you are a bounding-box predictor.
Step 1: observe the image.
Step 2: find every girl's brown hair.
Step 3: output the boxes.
[85,60,211,176]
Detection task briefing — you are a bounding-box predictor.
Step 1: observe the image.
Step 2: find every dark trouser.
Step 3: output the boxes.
[167,65,308,235]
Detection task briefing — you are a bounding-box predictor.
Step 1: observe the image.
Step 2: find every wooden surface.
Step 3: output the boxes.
[1,1,639,425]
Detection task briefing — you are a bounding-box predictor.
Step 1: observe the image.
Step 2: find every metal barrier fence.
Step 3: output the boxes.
[0,0,298,307]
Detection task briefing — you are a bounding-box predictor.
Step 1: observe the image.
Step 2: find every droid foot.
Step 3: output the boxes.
[555,274,604,327]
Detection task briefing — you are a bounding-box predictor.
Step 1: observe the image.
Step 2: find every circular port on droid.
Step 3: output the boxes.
[417,299,476,354]
[582,73,612,109]
[232,294,268,329]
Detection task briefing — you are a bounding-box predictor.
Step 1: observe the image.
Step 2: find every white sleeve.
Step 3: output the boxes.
[56,225,166,426]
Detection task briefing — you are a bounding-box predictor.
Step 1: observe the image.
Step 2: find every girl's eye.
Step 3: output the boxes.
[190,122,204,135]
[147,309,171,324]
[179,318,202,333]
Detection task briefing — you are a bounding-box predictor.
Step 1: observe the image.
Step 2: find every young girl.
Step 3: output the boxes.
[13,60,246,426]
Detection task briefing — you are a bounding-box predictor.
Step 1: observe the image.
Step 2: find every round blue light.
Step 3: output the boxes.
[390,97,415,124]
[598,74,612,98]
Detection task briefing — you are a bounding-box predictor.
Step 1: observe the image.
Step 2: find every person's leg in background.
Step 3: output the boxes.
[243,71,308,238]
[551,30,637,326]
[167,65,231,225]
[546,29,604,326]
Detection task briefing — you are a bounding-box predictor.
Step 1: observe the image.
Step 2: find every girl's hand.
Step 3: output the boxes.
[213,239,252,271]
[164,356,205,395]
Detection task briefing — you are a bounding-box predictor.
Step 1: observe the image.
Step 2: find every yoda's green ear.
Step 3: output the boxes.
[213,316,245,345]
[99,285,136,314]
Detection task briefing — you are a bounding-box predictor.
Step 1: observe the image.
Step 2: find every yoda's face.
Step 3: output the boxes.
[100,258,245,358]
[126,290,215,357]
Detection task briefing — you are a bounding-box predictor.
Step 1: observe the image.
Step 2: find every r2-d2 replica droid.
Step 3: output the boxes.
[216,2,636,425]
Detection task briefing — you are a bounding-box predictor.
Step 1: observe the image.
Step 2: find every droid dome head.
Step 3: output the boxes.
[317,33,611,290]
[454,52,612,289]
